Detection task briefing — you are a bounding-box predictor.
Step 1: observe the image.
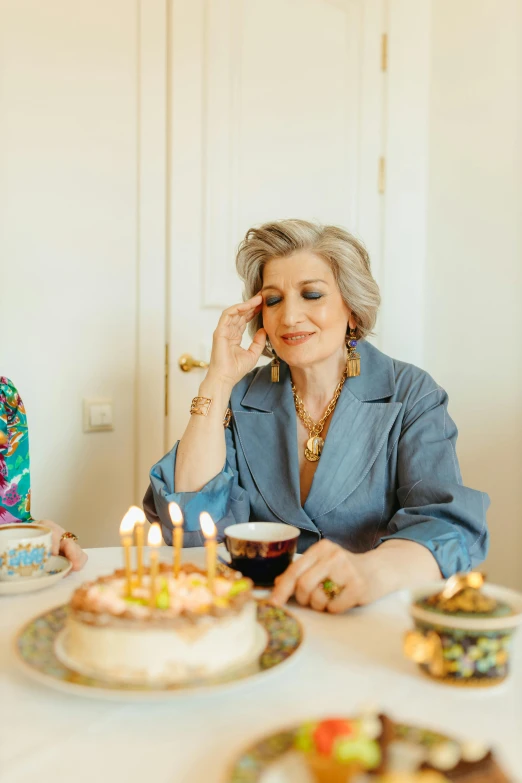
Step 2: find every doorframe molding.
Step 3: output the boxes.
[135,0,168,504]
[380,0,432,367]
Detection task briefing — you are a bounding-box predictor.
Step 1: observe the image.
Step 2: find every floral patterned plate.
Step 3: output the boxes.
[14,601,303,701]
[227,720,456,783]
[0,556,71,596]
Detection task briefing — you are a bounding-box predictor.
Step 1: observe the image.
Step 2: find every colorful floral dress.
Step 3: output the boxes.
[0,378,32,524]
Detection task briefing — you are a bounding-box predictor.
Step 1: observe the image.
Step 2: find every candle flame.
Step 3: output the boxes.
[200,512,216,539]
[120,506,142,536]
[168,501,183,527]
[147,522,163,546]
[132,505,146,525]
[148,522,163,548]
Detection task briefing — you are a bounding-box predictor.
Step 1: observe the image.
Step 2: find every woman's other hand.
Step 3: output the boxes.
[270,538,441,613]
[207,294,266,388]
[39,519,88,571]
[270,539,375,614]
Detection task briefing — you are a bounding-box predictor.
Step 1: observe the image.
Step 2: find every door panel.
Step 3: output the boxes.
[167,0,385,446]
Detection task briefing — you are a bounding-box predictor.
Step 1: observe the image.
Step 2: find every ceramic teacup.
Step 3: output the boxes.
[224,522,300,587]
[404,580,522,687]
[0,523,53,581]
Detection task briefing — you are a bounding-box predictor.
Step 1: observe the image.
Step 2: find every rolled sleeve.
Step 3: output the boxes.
[143,427,250,546]
[378,386,490,577]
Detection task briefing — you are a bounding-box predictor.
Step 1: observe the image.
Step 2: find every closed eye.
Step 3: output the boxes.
[264,291,324,306]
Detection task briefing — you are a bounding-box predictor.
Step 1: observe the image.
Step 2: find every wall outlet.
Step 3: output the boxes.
[83,399,114,432]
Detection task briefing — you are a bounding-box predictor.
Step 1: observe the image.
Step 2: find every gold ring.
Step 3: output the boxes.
[321,578,343,600]
[60,531,79,543]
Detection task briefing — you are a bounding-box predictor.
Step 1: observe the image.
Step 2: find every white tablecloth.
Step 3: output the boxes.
[1,547,521,783]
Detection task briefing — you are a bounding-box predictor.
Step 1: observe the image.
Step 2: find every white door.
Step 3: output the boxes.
[166,0,386,447]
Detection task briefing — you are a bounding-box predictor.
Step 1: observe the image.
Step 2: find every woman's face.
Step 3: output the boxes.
[261,251,353,369]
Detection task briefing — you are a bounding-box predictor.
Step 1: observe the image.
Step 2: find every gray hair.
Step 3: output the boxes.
[235,219,381,356]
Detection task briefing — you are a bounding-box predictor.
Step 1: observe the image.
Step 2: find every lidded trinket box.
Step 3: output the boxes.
[404,572,522,686]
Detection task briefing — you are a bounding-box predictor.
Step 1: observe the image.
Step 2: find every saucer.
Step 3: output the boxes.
[0,556,72,595]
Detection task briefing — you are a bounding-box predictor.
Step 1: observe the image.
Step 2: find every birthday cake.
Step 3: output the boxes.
[63,563,259,685]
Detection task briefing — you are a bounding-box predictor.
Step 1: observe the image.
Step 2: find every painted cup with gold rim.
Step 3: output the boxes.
[224,522,300,587]
[0,523,52,581]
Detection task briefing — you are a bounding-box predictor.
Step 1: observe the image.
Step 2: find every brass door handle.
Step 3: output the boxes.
[178,353,209,373]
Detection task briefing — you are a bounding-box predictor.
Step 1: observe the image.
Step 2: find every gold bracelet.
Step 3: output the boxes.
[190,396,212,416]
[190,397,232,428]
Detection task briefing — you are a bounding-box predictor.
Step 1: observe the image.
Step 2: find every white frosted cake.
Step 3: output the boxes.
[64,564,258,684]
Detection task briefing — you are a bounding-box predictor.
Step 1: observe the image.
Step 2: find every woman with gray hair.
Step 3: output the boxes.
[144,219,488,613]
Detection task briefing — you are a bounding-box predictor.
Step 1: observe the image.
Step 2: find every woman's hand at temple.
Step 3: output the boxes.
[270,538,442,613]
[39,519,88,571]
[174,293,267,494]
[206,294,267,389]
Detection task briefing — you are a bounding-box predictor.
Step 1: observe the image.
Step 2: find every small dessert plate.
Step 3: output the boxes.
[0,555,71,596]
[227,717,502,783]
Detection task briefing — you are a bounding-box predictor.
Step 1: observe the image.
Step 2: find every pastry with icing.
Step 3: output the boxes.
[63,563,258,684]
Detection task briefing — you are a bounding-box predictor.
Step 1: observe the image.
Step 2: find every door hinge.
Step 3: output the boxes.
[378,156,386,194]
[381,33,388,72]
[164,343,169,417]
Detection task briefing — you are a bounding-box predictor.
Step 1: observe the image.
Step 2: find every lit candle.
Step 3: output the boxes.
[119,509,136,597]
[129,506,146,587]
[148,522,163,608]
[169,502,184,578]
[200,512,217,592]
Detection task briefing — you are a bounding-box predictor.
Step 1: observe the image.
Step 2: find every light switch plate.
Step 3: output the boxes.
[83,398,114,433]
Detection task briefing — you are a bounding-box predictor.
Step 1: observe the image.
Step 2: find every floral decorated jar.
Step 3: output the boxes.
[404,572,522,687]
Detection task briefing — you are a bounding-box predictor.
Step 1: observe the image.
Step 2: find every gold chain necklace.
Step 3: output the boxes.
[291,370,347,462]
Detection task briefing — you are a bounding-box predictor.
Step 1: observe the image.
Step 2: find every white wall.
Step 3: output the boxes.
[0,0,139,546]
[424,0,522,587]
[2,0,521,583]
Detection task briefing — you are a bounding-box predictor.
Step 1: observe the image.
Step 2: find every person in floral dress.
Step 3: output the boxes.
[0,377,87,570]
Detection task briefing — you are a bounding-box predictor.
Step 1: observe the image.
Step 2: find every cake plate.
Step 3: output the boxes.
[14,601,303,701]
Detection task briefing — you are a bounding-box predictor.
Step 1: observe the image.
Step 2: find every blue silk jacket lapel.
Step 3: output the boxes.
[233,363,318,533]
[303,385,402,519]
[233,341,401,528]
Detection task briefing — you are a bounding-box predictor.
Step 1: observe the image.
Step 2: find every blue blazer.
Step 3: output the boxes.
[144,341,489,577]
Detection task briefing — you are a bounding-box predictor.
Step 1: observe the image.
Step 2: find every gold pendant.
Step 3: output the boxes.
[305,436,324,462]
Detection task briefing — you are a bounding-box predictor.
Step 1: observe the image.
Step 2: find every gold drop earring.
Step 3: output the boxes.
[346,328,361,378]
[271,355,280,383]
[266,339,280,383]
